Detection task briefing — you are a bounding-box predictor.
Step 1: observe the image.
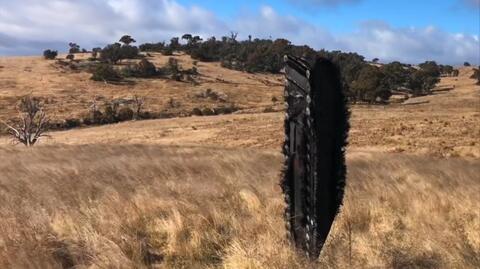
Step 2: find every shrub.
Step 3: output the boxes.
[464,62,471,67]
[132,95,145,120]
[0,96,49,146]
[192,107,203,116]
[162,47,174,56]
[136,59,157,77]
[82,115,92,125]
[139,42,165,52]
[43,49,58,60]
[100,43,139,64]
[184,66,198,75]
[120,45,140,59]
[68,42,80,54]
[439,65,454,76]
[64,118,81,129]
[163,57,182,81]
[121,64,137,77]
[83,110,103,125]
[418,61,440,77]
[201,108,215,116]
[214,106,237,115]
[117,107,134,121]
[122,59,157,78]
[100,43,122,63]
[66,54,75,61]
[102,102,119,123]
[91,64,122,82]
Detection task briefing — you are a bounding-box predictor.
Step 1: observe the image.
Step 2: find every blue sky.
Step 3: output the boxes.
[178,0,478,34]
[0,0,478,64]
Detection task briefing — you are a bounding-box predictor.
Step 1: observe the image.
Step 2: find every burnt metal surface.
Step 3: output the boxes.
[282,55,350,259]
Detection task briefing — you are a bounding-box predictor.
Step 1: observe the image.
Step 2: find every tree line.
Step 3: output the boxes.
[139,34,460,103]
[43,33,462,103]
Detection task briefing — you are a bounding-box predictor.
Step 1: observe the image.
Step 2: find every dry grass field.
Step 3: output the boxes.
[0,54,479,268]
[0,146,478,268]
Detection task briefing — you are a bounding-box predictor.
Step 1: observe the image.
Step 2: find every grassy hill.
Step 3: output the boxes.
[0,54,479,268]
[0,53,284,122]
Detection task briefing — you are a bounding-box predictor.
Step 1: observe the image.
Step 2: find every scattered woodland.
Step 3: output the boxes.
[1,33,477,144]
[56,34,469,103]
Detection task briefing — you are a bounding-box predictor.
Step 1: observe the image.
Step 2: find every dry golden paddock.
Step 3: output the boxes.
[0,54,479,268]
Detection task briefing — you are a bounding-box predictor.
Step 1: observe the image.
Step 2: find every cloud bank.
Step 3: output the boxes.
[0,0,478,65]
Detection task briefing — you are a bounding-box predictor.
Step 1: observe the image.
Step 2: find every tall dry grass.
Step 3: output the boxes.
[0,145,478,268]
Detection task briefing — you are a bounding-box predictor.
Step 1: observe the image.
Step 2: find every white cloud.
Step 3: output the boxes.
[0,0,227,54]
[336,21,480,64]
[234,6,339,49]
[234,8,479,65]
[0,1,478,65]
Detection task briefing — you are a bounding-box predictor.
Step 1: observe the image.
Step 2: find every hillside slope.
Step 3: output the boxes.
[2,67,477,157]
[0,53,283,121]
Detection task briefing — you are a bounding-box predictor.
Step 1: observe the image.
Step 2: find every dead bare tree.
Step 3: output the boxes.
[133,95,145,120]
[1,96,50,146]
[229,31,238,42]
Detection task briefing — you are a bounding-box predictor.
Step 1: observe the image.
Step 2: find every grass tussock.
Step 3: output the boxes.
[0,145,478,268]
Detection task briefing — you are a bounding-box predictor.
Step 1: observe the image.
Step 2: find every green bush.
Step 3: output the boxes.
[100,43,139,64]
[122,59,157,78]
[351,65,389,103]
[165,58,182,80]
[408,70,440,96]
[136,59,157,77]
[162,47,174,56]
[120,45,140,59]
[91,64,122,82]
[43,49,58,60]
[68,42,80,54]
[139,42,165,52]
